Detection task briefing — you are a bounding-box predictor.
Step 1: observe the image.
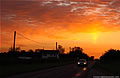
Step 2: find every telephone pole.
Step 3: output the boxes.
[13,31,16,52]
[56,42,57,50]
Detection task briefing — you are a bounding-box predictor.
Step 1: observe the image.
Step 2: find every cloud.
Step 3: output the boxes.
[1,0,120,36]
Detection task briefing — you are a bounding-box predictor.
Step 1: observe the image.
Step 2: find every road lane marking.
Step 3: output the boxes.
[83,67,87,71]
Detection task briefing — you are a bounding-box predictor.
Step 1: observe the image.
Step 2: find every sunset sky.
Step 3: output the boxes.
[1,0,120,58]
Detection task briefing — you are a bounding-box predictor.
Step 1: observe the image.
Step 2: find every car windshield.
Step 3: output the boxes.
[79,59,86,62]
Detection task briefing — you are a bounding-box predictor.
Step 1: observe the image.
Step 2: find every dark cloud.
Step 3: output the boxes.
[1,0,120,34]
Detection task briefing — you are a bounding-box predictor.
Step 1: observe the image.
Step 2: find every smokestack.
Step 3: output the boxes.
[56,42,57,50]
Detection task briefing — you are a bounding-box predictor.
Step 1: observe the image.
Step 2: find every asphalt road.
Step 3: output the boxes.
[5,61,95,78]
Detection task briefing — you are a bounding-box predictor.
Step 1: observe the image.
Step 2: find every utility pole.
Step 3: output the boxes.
[56,42,57,50]
[13,31,16,52]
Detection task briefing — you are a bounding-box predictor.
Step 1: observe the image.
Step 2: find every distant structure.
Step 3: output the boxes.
[35,42,59,59]
[40,50,59,59]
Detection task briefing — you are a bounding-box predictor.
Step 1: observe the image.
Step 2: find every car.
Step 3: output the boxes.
[77,59,88,67]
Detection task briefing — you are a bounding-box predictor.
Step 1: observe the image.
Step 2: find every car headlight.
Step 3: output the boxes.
[78,62,80,64]
[84,62,86,64]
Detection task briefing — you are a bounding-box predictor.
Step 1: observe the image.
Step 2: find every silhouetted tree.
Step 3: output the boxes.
[58,45,65,54]
[69,47,89,60]
[21,50,26,53]
[8,47,20,53]
[90,56,94,61]
[20,50,26,56]
[100,49,120,63]
[28,49,34,53]
[27,49,34,56]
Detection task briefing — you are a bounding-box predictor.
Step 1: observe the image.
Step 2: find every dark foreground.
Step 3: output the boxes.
[4,61,95,78]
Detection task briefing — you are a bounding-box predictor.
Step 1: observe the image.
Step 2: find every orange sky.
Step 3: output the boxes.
[1,0,120,58]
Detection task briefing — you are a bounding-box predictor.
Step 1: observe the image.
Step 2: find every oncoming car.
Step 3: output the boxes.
[77,59,88,67]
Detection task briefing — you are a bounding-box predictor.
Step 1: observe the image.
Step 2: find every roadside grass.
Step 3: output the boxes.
[93,61,120,75]
[0,58,75,77]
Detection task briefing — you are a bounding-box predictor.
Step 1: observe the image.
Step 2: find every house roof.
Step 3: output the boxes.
[40,50,59,54]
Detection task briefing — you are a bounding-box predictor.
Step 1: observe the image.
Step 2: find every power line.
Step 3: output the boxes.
[17,32,52,46]
[17,32,43,44]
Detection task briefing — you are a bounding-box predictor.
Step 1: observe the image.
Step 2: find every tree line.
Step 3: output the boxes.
[100,49,120,63]
[1,46,120,63]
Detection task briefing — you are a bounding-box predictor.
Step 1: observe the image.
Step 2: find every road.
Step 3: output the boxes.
[5,61,95,78]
